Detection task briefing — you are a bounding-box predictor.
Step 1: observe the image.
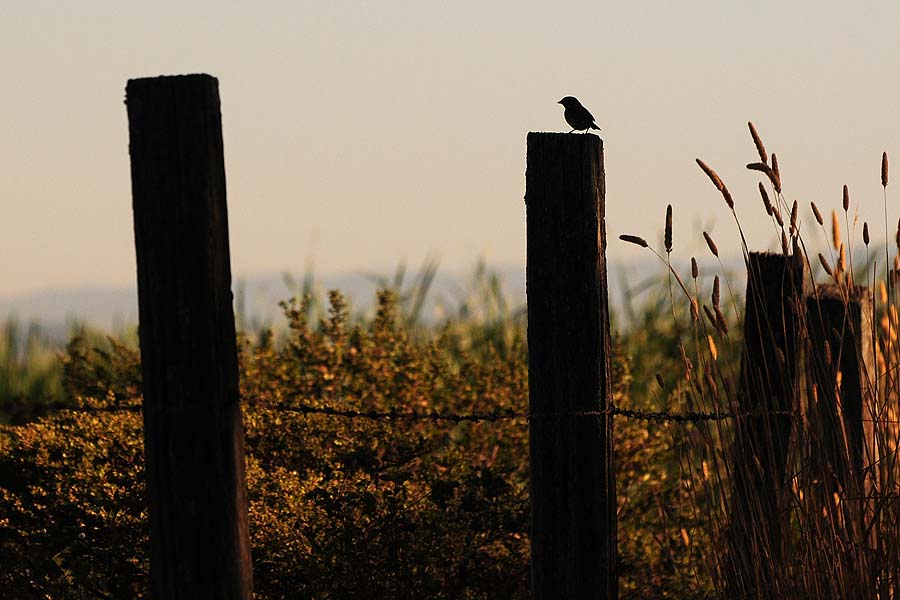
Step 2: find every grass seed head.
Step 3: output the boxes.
[696,159,724,191]
[843,185,850,212]
[811,202,824,226]
[819,253,834,277]
[703,231,719,257]
[722,186,734,209]
[771,153,782,193]
[773,205,784,227]
[864,221,870,245]
[790,200,799,234]
[707,334,718,361]
[712,276,720,307]
[665,205,673,253]
[714,305,729,335]
[884,152,889,187]
[759,182,774,215]
[831,210,841,250]
[894,217,900,252]
[747,162,780,192]
[691,257,699,279]
[704,370,718,397]
[748,121,767,164]
[620,234,649,248]
[704,304,717,329]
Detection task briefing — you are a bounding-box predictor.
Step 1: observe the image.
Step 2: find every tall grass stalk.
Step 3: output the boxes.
[622,126,900,597]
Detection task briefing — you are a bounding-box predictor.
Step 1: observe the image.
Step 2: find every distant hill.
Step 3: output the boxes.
[0,265,528,343]
[0,258,738,344]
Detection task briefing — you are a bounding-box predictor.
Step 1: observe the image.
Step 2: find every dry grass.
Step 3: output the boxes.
[622,122,900,598]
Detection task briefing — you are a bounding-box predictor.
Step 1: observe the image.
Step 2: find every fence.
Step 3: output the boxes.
[124,74,880,599]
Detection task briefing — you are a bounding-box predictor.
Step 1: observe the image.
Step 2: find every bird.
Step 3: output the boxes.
[558,96,601,133]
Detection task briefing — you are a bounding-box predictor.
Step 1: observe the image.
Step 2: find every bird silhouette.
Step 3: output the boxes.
[558,96,601,133]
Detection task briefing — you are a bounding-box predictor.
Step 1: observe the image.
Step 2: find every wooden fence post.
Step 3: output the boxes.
[728,251,807,590]
[806,283,876,513]
[525,132,616,599]
[126,74,253,599]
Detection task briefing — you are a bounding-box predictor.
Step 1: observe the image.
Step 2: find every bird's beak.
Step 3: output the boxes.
[557,100,562,104]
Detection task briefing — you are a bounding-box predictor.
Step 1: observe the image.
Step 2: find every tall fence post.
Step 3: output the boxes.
[806,284,876,534]
[525,132,616,599]
[126,74,253,599]
[728,251,807,591]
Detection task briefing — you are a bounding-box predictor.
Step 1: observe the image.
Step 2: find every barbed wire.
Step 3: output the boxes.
[244,398,797,425]
[49,396,798,425]
[250,400,525,423]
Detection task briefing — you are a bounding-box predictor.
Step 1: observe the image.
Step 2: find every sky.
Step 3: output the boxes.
[3,1,900,298]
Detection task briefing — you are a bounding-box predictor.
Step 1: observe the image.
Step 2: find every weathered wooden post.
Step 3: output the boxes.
[525,132,616,599]
[806,283,876,539]
[806,284,879,571]
[126,74,253,599]
[728,251,806,591]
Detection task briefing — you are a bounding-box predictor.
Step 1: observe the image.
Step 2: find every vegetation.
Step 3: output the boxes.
[0,276,705,598]
[5,122,900,598]
[0,320,64,424]
[618,125,900,598]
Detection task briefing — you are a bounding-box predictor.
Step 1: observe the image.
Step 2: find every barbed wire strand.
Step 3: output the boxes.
[250,400,798,424]
[53,397,799,425]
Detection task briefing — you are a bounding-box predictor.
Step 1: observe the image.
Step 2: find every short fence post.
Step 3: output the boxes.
[728,251,807,590]
[126,74,253,599]
[805,284,876,527]
[525,132,616,599]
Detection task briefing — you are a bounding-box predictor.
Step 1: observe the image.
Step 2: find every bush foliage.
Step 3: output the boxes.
[0,289,704,599]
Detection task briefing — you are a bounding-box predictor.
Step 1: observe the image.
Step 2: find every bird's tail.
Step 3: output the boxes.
[591,124,601,130]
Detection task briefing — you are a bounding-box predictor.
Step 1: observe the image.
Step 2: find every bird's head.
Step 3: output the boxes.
[558,96,579,107]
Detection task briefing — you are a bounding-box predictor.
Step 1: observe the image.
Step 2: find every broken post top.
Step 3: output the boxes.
[748,250,807,275]
[813,282,870,303]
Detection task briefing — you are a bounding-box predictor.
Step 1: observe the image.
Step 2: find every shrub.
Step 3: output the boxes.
[0,289,706,598]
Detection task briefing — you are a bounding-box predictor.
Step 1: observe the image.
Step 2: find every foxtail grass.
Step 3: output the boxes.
[621,123,900,598]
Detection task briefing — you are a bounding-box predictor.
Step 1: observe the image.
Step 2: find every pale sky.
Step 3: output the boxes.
[3,1,900,297]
